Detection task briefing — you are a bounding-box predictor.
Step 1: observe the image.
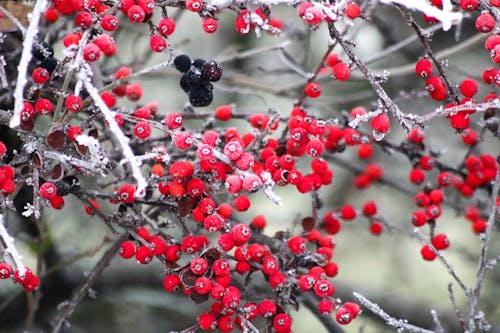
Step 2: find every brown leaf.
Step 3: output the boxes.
[179,268,197,288]
[189,290,209,305]
[301,217,314,232]
[32,151,42,168]
[88,128,99,139]
[46,130,66,150]
[51,164,64,181]
[177,196,192,217]
[76,143,88,155]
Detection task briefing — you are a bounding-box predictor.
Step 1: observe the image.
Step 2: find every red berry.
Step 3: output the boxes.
[251,214,266,229]
[0,262,13,279]
[420,244,437,261]
[370,221,383,235]
[259,299,277,317]
[314,279,335,298]
[101,14,119,31]
[273,313,292,333]
[83,43,101,62]
[135,245,153,264]
[134,122,151,139]
[119,183,136,203]
[127,5,145,23]
[198,312,217,331]
[288,235,306,254]
[432,233,450,250]
[150,35,167,52]
[231,223,251,246]
[345,2,360,19]
[318,299,334,315]
[194,276,213,294]
[362,201,377,217]
[340,205,356,220]
[304,82,322,98]
[415,58,433,78]
[333,62,350,81]
[32,67,50,84]
[336,307,353,325]
[126,83,143,101]
[234,195,251,212]
[409,168,425,185]
[65,94,82,112]
[215,104,232,121]
[40,182,57,200]
[158,17,176,36]
[459,79,478,97]
[163,274,181,292]
[218,315,234,332]
[476,13,495,33]
[185,0,203,12]
[120,241,136,259]
[460,0,478,10]
[35,98,53,115]
[202,17,218,33]
[371,114,390,134]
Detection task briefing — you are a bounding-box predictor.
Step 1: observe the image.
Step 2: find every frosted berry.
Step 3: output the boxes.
[371,114,390,134]
[134,122,151,139]
[158,17,176,36]
[127,5,145,23]
[476,13,495,33]
[150,35,167,52]
[0,262,12,279]
[65,94,82,112]
[198,312,217,331]
[288,235,306,254]
[119,183,136,203]
[231,223,252,246]
[333,62,350,81]
[101,14,119,31]
[83,43,101,62]
[40,182,57,200]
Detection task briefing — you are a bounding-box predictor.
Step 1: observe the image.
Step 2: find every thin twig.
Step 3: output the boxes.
[50,233,128,333]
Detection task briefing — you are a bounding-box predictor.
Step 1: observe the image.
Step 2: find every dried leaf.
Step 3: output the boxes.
[76,143,89,155]
[88,128,99,139]
[46,130,66,150]
[50,164,64,181]
[179,268,197,288]
[32,151,42,168]
[301,217,314,232]
[189,290,209,305]
[177,196,192,217]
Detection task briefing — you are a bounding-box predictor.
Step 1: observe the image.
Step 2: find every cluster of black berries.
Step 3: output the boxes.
[173,54,223,107]
[33,42,59,74]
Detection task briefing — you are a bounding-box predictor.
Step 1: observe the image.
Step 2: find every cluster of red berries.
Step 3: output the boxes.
[0,263,40,292]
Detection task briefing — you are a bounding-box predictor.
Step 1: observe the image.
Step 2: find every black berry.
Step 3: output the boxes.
[33,42,54,60]
[185,70,204,88]
[40,57,59,74]
[179,74,191,92]
[201,60,223,82]
[174,55,192,73]
[192,58,206,69]
[189,86,213,107]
